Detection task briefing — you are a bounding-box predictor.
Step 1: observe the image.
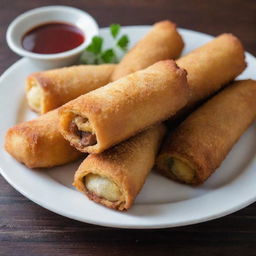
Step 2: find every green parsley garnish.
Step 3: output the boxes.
[110,24,120,38]
[80,24,130,64]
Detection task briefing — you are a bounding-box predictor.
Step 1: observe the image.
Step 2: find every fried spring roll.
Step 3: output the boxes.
[26,64,116,114]
[59,60,188,154]
[74,124,166,211]
[156,80,256,185]
[176,33,246,110]
[111,20,184,81]
[5,109,83,168]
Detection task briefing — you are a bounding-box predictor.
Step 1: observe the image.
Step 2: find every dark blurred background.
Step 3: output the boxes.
[1,1,256,256]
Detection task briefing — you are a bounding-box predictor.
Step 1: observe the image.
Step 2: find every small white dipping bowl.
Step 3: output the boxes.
[6,5,99,68]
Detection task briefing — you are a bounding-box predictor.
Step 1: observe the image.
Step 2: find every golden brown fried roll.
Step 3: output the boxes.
[74,124,166,211]
[26,64,116,114]
[176,33,246,110]
[156,80,256,185]
[111,20,184,81]
[5,109,83,168]
[59,60,189,154]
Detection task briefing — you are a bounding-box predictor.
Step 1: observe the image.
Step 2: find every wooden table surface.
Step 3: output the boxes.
[1,0,256,255]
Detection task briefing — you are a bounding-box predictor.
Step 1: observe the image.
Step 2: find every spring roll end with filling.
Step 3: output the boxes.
[74,156,128,210]
[26,74,58,114]
[26,75,44,113]
[157,152,203,185]
[59,105,99,153]
[156,137,212,185]
[73,124,166,210]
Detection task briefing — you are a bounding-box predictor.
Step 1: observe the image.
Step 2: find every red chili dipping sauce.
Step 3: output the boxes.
[22,22,85,54]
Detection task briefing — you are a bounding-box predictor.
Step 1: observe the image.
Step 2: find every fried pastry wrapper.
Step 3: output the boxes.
[59,60,189,154]
[156,80,256,185]
[176,33,246,113]
[111,20,184,81]
[5,109,83,168]
[73,124,166,211]
[26,64,116,114]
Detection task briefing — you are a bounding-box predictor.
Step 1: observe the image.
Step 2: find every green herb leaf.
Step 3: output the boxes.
[117,35,129,51]
[101,49,115,63]
[110,24,120,38]
[86,36,103,54]
[80,25,130,65]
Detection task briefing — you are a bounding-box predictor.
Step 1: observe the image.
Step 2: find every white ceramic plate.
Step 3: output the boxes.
[1,26,256,229]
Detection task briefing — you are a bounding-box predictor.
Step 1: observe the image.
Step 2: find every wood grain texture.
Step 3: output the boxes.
[0,0,256,255]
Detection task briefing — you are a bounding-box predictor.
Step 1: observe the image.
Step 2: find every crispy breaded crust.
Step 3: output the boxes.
[111,20,184,81]
[26,64,116,114]
[4,109,83,168]
[177,33,246,108]
[73,124,166,211]
[59,60,189,153]
[157,80,256,185]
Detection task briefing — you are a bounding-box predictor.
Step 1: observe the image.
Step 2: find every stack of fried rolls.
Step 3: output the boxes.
[156,80,256,185]
[111,20,184,81]
[73,124,166,211]
[70,33,246,210]
[4,21,185,169]
[26,64,116,114]
[59,60,188,154]
[4,21,251,212]
[5,109,83,168]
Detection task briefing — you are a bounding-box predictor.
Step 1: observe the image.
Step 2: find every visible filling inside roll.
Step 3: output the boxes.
[69,116,97,146]
[27,79,42,112]
[159,156,195,183]
[85,174,122,202]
